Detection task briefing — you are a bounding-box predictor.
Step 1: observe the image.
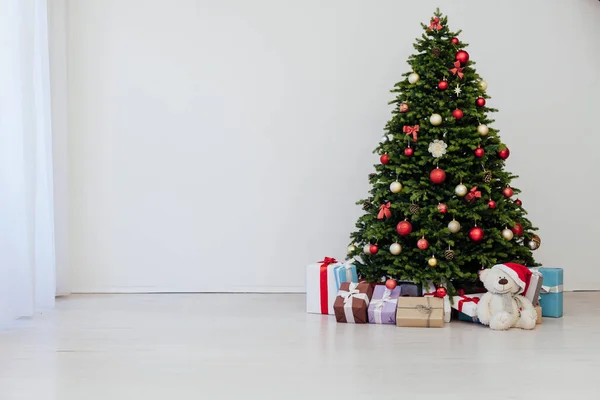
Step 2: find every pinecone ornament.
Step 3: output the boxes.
[444,249,455,261]
[362,201,372,211]
[409,203,420,215]
[431,46,441,57]
[483,170,492,183]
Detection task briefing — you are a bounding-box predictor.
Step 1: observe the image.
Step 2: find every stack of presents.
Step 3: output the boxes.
[306,257,563,327]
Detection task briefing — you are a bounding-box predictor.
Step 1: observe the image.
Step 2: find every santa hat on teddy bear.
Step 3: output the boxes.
[491,262,532,294]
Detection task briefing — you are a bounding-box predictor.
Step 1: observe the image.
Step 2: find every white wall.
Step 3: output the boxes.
[67,0,600,292]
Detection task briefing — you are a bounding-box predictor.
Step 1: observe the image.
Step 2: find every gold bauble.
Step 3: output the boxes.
[455,184,468,197]
[347,244,356,254]
[478,80,488,91]
[430,113,443,126]
[477,124,489,136]
[390,243,402,255]
[428,256,438,267]
[448,219,461,233]
[502,228,514,241]
[390,181,403,193]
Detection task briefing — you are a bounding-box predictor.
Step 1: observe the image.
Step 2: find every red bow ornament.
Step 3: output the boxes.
[318,257,338,267]
[428,17,443,31]
[403,125,419,142]
[449,61,464,79]
[377,202,392,220]
[465,186,482,203]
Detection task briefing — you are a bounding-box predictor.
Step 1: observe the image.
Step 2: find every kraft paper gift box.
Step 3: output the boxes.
[368,285,401,324]
[306,257,358,315]
[423,281,451,322]
[535,305,542,324]
[531,267,563,318]
[334,282,374,323]
[396,296,444,328]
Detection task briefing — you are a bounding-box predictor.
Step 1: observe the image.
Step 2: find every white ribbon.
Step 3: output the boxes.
[337,282,370,323]
[541,284,563,294]
[371,288,397,324]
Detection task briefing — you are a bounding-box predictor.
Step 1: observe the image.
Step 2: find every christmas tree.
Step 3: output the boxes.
[348,9,541,291]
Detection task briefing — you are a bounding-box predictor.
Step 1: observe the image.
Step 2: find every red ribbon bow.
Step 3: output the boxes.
[428,17,442,31]
[449,61,464,79]
[403,125,419,142]
[377,202,391,220]
[465,186,482,203]
[457,295,480,312]
[318,257,338,267]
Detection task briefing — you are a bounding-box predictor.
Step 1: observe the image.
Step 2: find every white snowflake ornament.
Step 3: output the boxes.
[428,139,448,158]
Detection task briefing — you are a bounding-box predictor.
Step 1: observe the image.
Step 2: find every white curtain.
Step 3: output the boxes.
[0,0,56,325]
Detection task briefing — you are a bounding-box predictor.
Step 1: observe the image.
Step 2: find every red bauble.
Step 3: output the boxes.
[417,237,429,250]
[488,200,497,209]
[474,147,485,158]
[369,244,379,254]
[399,103,409,113]
[511,223,524,237]
[437,203,448,214]
[455,50,470,64]
[515,198,522,206]
[476,97,486,107]
[404,147,414,157]
[498,148,510,160]
[436,287,447,297]
[452,109,464,119]
[438,80,449,90]
[380,154,389,164]
[469,227,484,242]
[396,220,413,236]
[430,168,446,184]
[450,37,459,45]
[503,187,514,198]
[385,279,397,290]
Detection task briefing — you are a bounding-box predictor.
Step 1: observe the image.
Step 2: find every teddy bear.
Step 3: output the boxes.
[476,262,537,330]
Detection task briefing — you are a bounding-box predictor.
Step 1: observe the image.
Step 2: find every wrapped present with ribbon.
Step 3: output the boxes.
[396,296,444,328]
[398,281,421,297]
[530,267,563,318]
[535,305,542,324]
[368,285,401,324]
[423,281,451,322]
[306,258,358,315]
[334,282,374,323]
[451,293,484,319]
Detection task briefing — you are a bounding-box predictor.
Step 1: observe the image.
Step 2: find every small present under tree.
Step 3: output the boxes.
[348,9,541,291]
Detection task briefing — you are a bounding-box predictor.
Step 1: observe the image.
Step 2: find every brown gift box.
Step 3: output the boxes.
[535,305,542,325]
[396,296,444,328]
[334,282,374,324]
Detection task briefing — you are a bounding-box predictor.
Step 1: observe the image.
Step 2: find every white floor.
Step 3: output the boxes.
[0,293,596,399]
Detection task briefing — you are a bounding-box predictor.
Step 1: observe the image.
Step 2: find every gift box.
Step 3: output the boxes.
[532,267,563,318]
[458,311,479,323]
[423,281,451,322]
[334,282,373,323]
[396,296,444,328]
[524,270,544,305]
[398,282,421,297]
[535,305,542,324]
[306,257,358,315]
[451,293,484,319]
[368,285,401,324]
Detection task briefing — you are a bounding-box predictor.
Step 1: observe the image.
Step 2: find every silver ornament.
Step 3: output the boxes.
[408,72,420,84]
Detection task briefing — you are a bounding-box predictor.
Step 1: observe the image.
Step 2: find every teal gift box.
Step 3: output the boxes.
[458,312,480,323]
[535,267,563,318]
